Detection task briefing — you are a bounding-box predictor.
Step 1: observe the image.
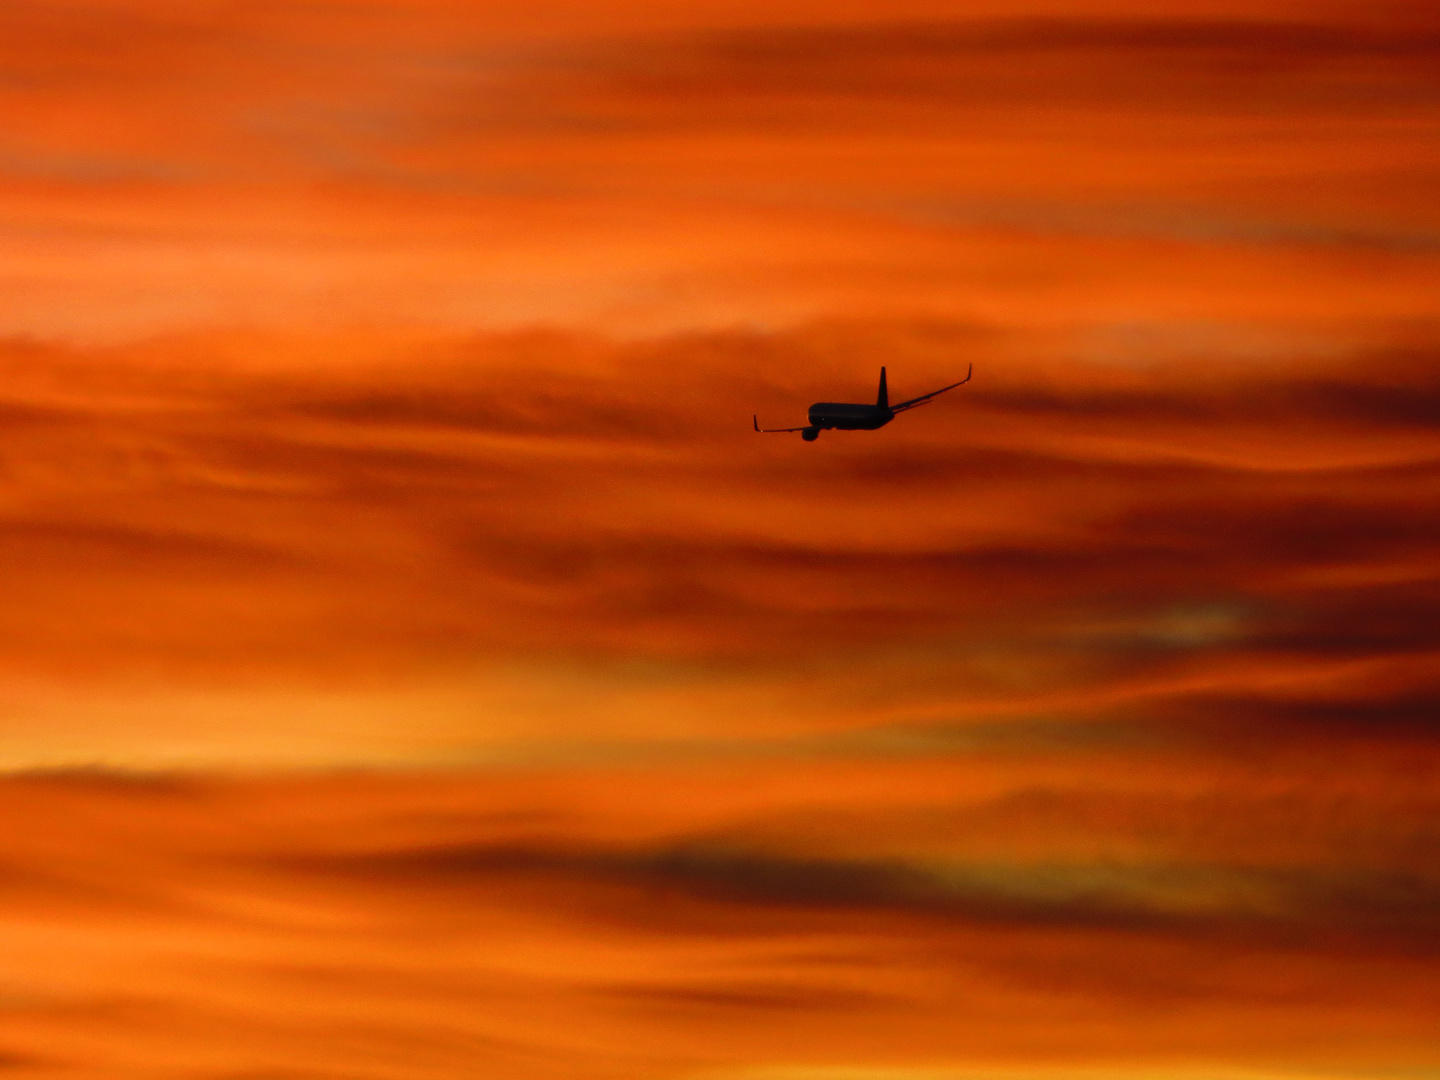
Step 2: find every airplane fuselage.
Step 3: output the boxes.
[807,402,894,431]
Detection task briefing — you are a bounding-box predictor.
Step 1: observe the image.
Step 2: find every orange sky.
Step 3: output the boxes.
[0,0,1437,1076]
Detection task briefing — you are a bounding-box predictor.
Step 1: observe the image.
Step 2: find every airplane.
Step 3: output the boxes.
[753,364,972,441]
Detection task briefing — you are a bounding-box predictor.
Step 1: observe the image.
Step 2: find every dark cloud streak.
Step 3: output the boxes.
[2,329,1438,700]
[288,837,1440,954]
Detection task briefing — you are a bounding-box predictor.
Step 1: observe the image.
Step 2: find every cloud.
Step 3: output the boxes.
[0,325,1435,716]
[556,17,1440,124]
[2,759,1438,1075]
[0,2,1436,1074]
[282,834,1440,955]
[2,4,1438,339]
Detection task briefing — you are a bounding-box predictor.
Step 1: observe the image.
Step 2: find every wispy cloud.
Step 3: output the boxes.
[0,768,1436,1075]
[0,325,1436,768]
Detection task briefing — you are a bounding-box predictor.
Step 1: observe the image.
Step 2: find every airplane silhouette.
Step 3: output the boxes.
[754,365,972,441]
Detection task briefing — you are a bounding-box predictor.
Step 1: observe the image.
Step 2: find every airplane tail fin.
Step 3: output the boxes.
[877,366,888,410]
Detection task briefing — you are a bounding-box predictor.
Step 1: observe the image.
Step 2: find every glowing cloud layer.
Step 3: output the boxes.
[0,0,1436,1076]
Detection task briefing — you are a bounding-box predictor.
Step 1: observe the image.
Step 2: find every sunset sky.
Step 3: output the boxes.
[0,0,1437,1077]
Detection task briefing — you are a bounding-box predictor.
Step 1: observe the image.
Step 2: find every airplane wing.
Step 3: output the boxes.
[889,364,973,413]
[753,415,809,433]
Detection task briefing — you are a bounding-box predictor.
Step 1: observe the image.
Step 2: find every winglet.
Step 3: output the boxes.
[877,366,888,410]
[753,414,760,432]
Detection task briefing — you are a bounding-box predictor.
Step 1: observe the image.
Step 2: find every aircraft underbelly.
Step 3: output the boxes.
[808,403,890,430]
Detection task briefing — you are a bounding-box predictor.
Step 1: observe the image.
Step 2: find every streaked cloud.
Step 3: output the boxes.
[1,3,1437,338]
[0,768,1436,1076]
[0,325,1437,767]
